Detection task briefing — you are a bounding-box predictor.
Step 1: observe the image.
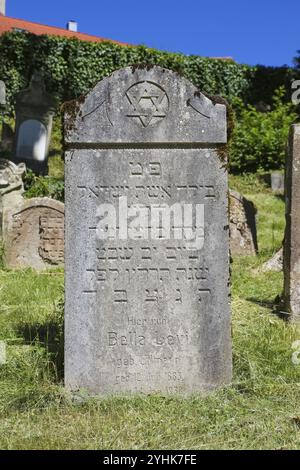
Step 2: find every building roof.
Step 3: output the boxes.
[0,15,233,61]
[0,15,129,45]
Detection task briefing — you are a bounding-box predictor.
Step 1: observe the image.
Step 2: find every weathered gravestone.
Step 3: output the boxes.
[13,72,56,175]
[64,66,232,395]
[1,159,64,269]
[0,80,5,106]
[3,197,64,270]
[271,172,284,193]
[284,124,300,321]
[262,248,283,272]
[0,159,25,240]
[229,190,258,256]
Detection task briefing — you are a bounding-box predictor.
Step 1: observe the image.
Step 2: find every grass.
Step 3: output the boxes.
[0,174,300,449]
[229,173,285,255]
[48,116,64,179]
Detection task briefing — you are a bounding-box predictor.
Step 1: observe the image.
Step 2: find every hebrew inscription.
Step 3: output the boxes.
[64,66,231,396]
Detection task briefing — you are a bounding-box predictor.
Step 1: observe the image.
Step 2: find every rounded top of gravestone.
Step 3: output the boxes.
[16,72,57,113]
[14,196,65,213]
[30,71,46,90]
[64,65,227,145]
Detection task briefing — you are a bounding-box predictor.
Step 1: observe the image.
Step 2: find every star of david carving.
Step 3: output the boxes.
[125,81,169,127]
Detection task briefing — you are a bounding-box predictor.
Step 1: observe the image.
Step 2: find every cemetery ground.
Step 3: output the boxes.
[0,174,300,450]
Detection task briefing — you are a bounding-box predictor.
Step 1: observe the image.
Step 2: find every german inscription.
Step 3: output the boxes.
[64,66,231,395]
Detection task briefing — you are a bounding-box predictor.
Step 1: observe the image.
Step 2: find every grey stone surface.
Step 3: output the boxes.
[0,159,64,269]
[64,66,232,395]
[271,172,284,193]
[0,80,5,106]
[262,248,283,272]
[13,72,56,175]
[65,67,227,145]
[0,159,26,239]
[284,124,300,321]
[3,197,64,270]
[229,190,258,256]
[0,0,6,16]
[0,159,25,198]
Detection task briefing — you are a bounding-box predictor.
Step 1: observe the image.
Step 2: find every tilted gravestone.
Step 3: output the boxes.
[13,72,56,176]
[229,190,258,256]
[284,124,300,321]
[64,66,232,395]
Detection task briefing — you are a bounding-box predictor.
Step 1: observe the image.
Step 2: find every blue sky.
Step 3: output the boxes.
[6,0,300,66]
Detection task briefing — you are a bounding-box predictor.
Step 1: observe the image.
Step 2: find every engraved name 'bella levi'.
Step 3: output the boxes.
[108,331,189,347]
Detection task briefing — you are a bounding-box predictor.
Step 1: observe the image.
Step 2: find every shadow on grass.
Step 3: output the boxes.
[246,296,278,309]
[274,193,285,202]
[48,149,61,158]
[17,320,64,380]
[246,294,292,321]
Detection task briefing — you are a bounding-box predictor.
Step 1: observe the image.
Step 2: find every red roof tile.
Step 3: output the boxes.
[0,16,233,61]
[0,15,129,45]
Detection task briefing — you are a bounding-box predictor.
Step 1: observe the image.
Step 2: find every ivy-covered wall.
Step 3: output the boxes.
[0,31,297,175]
[0,31,295,117]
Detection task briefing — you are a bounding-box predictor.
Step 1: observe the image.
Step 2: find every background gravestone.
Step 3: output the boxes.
[13,72,56,176]
[64,66,232,395]
[0,159,25,240]
[0,80,5,106]
[262,248,283,272]
[284,124,300,321]
[229,190,258,256]
[271,172,284,193]
[3,196,64,270]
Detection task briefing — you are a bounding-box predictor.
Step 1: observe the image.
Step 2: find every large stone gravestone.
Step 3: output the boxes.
[13,72,56,175]
[64,66,232,395]
[284,124,300,321]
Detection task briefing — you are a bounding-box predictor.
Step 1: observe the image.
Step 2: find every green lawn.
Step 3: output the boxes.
[0,175,300,450]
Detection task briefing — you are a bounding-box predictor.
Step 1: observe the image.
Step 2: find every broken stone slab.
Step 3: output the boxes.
[0,158,26,240]
[262,248,283,272]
